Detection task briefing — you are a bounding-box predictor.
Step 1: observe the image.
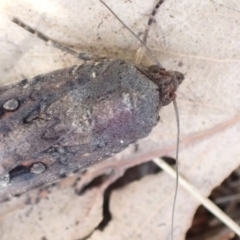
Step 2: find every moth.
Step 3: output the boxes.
[0,0,184,203]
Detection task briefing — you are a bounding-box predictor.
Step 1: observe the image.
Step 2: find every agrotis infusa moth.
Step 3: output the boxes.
[0,0,184,214]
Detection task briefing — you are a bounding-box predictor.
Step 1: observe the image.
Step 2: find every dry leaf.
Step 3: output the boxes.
[0,174,104,240]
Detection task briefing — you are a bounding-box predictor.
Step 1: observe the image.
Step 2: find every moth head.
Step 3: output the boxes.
[142,65,184,106]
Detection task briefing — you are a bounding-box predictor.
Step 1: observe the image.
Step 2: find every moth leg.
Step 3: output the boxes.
[135,0,165,66]
[143,0,165,45]
[134,142,139,153]
[12,17,106,62]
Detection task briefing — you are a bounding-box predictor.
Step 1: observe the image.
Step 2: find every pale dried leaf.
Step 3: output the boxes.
[0,174,104,240]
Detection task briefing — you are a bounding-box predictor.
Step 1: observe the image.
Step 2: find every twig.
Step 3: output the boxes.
[153,157,240,237]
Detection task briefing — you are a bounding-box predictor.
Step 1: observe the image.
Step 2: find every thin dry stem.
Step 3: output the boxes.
[153,157,240,237]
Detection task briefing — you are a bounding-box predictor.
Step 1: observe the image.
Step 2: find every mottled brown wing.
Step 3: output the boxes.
[0,59,160,201]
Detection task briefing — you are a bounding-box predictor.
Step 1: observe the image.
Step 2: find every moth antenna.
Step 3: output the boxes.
[99,0,161,68]
[143,0,165,44]
[12,18,106,61]
[12,17,79,57]
[135,0,165,66]
[171,98,180,240]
